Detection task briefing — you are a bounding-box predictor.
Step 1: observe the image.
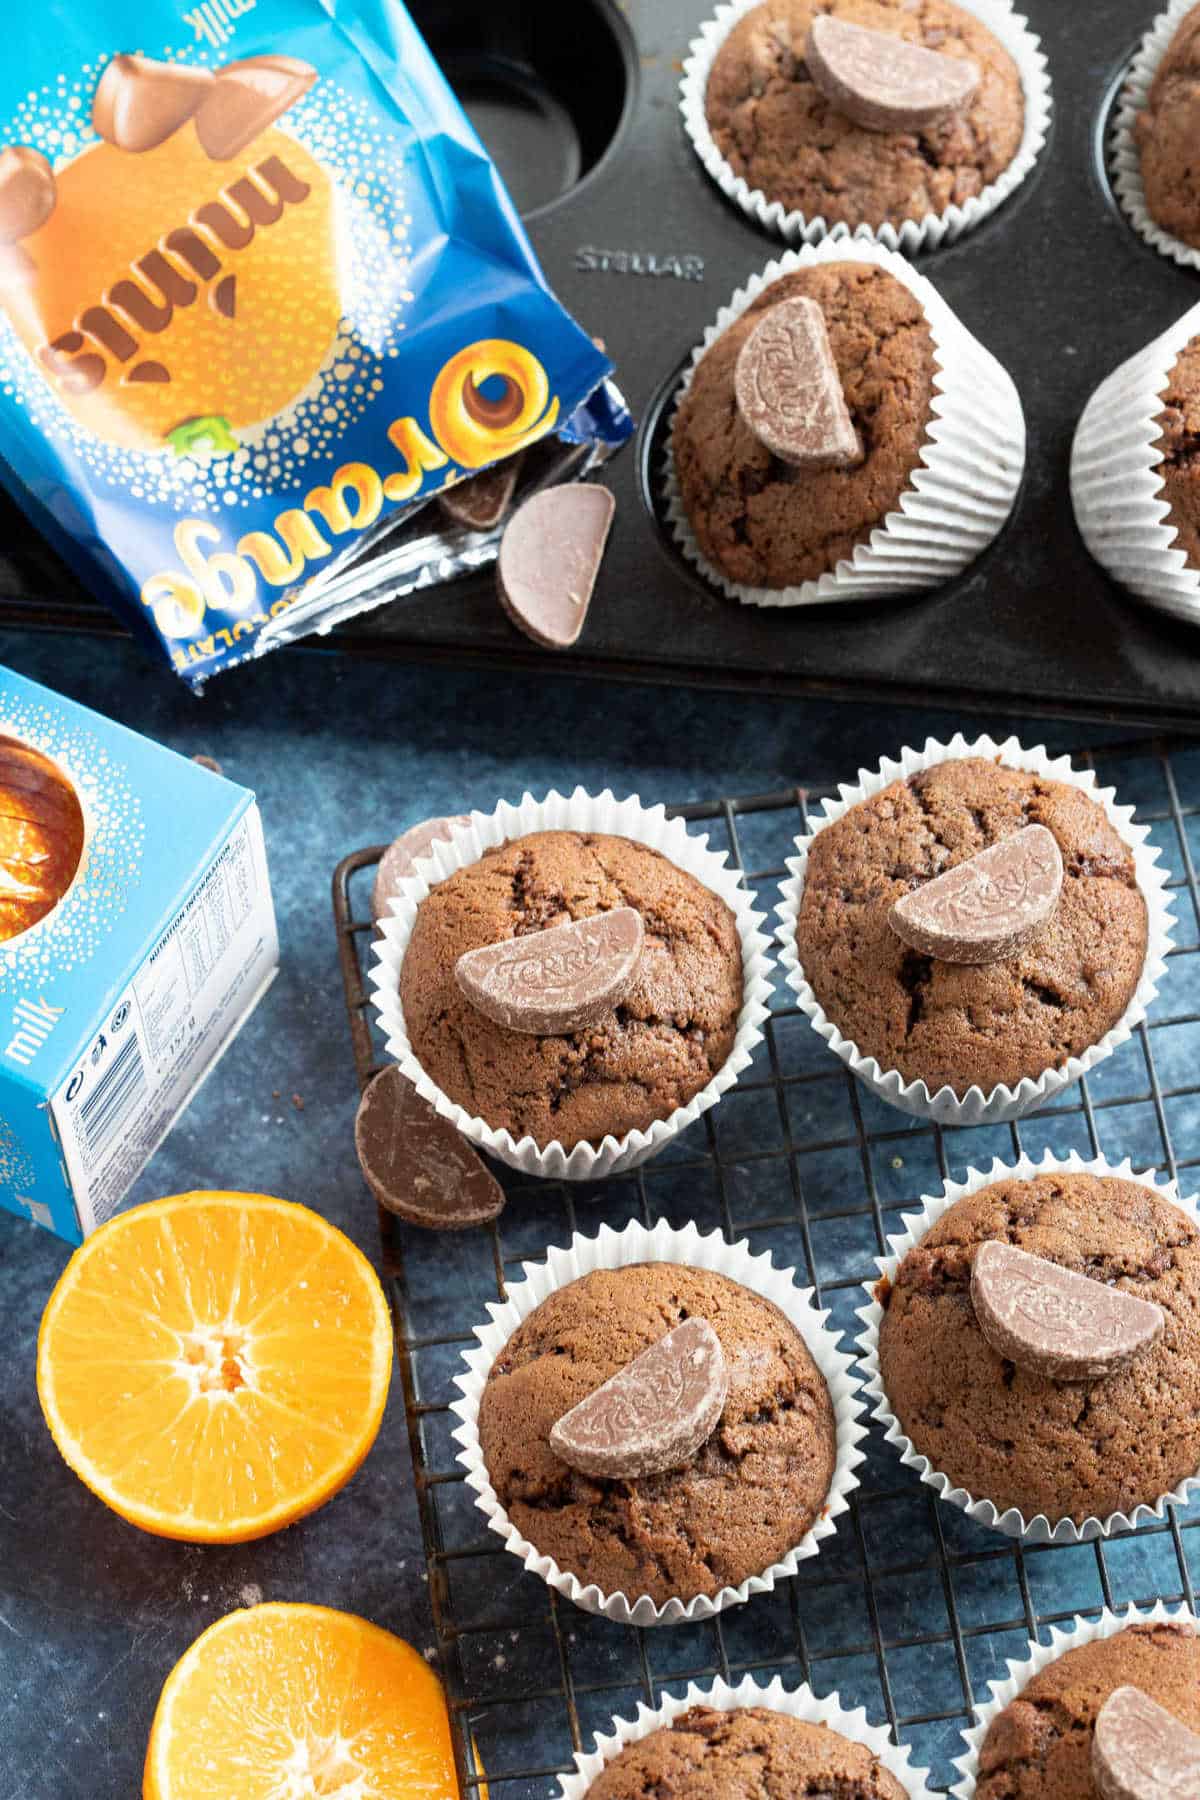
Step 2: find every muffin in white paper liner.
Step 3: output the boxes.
[368,787,774,1181]
[449,1218,868,1628]
[679,0,1051,253]
[556,1671,933,1799]
[1071,298,1200,624]
[857,1149,1200,1544]
[951,1600,1199,1799]
[1110,0,1200,270]
[663,240,1026,610]
[775,733,1174,1124]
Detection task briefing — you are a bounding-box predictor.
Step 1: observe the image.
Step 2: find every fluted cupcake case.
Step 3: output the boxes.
[449,1218,868,1628]
[857,1150,1200,1544]
[951,1600,1199,1798]
[557,1672,933,1799]
[775,733,1173,1125]
[1071,299,1200,624]
[369,787,774,1180]
[1110,0,1200,269]
[679,0,1051,252]
[664,240,1026,610]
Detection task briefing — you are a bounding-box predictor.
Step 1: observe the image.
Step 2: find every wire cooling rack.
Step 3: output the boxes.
[332,736,1200,1798]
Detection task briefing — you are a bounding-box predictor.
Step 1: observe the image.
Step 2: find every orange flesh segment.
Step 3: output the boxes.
[37,1192,392,1541]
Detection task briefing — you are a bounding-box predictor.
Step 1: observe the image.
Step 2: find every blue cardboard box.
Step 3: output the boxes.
[0,665,278,1241]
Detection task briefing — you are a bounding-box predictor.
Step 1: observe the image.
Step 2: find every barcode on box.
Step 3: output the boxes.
[79,1033,146,1163]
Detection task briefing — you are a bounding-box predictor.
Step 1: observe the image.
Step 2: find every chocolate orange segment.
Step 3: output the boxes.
[0,734,84,942]
[6,125,340,451]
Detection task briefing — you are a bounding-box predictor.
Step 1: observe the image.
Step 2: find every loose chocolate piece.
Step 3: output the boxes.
[195,54,317,162]
[191,753,223,776]
[549,1317,729,1479]
[438,456,523,532]
[354,1064,505,1230]
[733,295,860,470]
[370,814,472,923]
[496,483,614,649]
[1093,1685,1200,1800]
[971,1241,1166,1382]
[805,15,980,133]
[455,906,644,1036]
[888,824,1064,965]
[0,146,55,243]
[91,54,214,154]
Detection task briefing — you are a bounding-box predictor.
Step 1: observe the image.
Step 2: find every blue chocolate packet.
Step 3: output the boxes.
[0,0,628,684]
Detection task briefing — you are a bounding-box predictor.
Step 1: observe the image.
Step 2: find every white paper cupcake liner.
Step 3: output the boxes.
[368,787,774,1181]
[775,733,1174,1124]
[663,241,1026,610]
[679,0,1051,253]
[951,1600,1199,1798]
[557,1671,933,1799]
[449,1218,868,1627]
[1071,297,1200,624]
[857,1149,1200,1544]
[1110,0,1200,270]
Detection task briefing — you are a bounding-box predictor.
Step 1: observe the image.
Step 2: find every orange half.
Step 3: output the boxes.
[143,1603,460,1800]
[37,1191,392,1541]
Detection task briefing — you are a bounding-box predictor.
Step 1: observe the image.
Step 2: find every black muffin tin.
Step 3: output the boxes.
[4,0,1200,726]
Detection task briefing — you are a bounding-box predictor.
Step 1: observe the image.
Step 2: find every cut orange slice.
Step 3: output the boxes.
[37,1192,392,1542]
[143,1603,460,1800]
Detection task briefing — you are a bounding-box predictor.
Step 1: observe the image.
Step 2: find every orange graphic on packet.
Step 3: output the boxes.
[0,53,340,453]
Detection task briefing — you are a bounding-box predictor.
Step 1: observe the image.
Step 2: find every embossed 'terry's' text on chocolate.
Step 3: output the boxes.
[889,824,1064,965]
[734,295,860,470]
[805,15,980,134]
[1092,1683,1200,1800]
[971,1240,1166,1383]
[455,905,645,1036]
[549,1316,729,1480]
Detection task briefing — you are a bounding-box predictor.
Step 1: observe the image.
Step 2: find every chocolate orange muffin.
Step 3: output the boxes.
[478,1263,837,1606]
[1135,4,1200,250]
[794,757,1148,1098]
[704,0,1025,231]
[585,1706,908,1799]
[976,1620,1200,1798]
[399,831,743,1151]
[672,263,935,589]
[878,1172,1200,1525]
[1154,332,1200,567]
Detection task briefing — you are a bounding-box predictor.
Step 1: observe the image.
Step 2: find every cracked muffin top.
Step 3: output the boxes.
[672,263,935,590]
[478,1263,837,1606]
[399,831,743,1151]
[584,1705,908,1799]
[794,757,1148,1098]
[1154,334,1200,568]
[878,1173,1200,1526]
[976,1621,1200,1798]
[1135,3,1200,250]
[703,0,1025,232]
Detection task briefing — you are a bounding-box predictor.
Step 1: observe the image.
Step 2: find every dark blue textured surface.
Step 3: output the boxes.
[0,628,1197,1796]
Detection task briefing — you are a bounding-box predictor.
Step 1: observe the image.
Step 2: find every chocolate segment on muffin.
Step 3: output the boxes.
[584,1706,908,1799]
[1135,5,1200,251]
[478,1264,837,1606]
[399,831,743,1152]
[673,263,935,589]
[703,0,1024,231]
[878,1173,1200,1525]
[977,1622,1200,1800]
[795,757,1147,1098]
